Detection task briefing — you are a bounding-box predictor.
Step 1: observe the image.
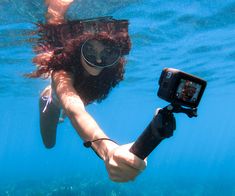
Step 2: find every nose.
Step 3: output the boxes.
[96,55,102,63]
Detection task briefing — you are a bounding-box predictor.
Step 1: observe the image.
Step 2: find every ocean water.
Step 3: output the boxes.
[1,0,235,195]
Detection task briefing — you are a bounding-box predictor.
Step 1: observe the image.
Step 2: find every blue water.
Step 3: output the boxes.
[1,0,235,195]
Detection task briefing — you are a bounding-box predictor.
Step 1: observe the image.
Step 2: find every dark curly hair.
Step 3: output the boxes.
[27,17,131,104]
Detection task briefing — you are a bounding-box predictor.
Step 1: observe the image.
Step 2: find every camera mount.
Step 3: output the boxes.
[164,104,198,118]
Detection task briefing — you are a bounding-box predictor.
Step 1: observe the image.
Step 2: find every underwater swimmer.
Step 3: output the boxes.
[27,0,147,182]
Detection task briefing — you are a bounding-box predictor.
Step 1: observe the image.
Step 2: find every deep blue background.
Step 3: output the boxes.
[0,0,235,195]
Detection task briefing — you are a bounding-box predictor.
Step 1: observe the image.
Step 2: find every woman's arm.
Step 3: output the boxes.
[52,70,147,182]
[52,70,117,159]
[45,0,74,24]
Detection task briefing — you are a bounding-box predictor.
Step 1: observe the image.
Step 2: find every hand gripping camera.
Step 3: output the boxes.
[130,68,207,159]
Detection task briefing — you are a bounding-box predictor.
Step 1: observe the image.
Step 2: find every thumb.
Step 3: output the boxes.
[121,142,148,168]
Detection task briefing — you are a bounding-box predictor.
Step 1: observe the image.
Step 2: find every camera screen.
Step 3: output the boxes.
[175,79,202,103]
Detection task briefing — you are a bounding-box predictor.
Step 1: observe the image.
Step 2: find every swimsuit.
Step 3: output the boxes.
[41,85,67,121]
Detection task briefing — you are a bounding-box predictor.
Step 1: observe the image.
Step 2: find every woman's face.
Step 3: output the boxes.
[86,39,106,64]
[81,39,120,76]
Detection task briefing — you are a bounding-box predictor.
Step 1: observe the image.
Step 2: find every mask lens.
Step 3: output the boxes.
[81,38,120,68]
[101,46,120,65]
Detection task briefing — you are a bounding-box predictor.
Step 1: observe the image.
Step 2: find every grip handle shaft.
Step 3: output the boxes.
[129,119,163,160]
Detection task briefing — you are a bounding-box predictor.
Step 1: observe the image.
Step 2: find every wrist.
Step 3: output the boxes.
[101,140,119,161]
[86,139,118,160]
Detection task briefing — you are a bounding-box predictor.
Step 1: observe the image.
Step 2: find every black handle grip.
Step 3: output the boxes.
[130,109,176,160]
[129,118,163,159]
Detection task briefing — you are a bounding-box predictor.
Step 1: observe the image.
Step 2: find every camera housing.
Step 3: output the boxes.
[157,68,207,108]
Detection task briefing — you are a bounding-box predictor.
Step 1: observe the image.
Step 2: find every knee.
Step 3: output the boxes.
[43,141,56,149]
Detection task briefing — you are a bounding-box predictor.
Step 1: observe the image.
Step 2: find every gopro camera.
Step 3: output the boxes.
[157,68,207,108]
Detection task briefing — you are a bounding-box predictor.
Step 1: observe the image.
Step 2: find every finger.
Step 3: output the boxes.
[110,175,129,183]
[106,160,139,182]
[107,166,130,182]
[109,170,137,183]
[115,162,139,180]
[119,143,147,170]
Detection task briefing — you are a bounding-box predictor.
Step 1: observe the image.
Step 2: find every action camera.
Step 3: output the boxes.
[130,68,207,160]
[157,68,207,108]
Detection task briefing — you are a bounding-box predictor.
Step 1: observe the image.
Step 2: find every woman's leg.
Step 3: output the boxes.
[39,86,60,148]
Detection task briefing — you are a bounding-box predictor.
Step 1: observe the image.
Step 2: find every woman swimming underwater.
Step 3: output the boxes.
[26,0,147,182]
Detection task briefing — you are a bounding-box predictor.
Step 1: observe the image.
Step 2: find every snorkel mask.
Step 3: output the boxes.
[81,38,121,69]
[77,17,130,75]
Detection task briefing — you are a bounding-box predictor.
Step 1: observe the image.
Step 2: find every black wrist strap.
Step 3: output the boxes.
[83,138,118,160]
[83,138,117,148]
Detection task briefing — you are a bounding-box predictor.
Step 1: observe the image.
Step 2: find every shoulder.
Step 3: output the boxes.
[52,70,74,83]
[51,70,74,100]
[51,70,76,96]
[51,70,85,112]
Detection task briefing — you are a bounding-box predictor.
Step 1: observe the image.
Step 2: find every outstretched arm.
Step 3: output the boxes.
[45,0,74,24]
[52,70,147,182]
[51,70,115,158]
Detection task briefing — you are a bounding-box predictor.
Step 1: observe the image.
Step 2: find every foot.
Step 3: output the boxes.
[45,0,74,24]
